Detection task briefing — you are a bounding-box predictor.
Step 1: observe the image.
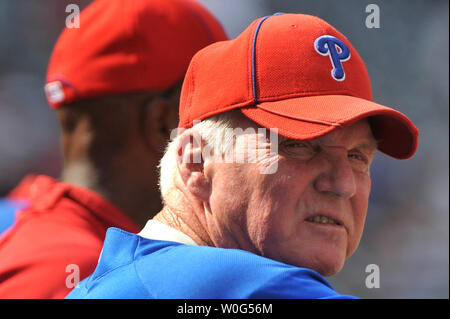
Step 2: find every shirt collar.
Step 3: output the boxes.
[138,220,198,246]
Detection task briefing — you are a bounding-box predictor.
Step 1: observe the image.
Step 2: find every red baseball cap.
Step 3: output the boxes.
[179,13,419,159]
[44,0,227,108]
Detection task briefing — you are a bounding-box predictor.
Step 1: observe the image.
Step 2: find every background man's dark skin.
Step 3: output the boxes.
[56,84,181,227]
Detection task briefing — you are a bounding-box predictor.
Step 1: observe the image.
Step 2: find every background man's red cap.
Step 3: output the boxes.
[179,13,419,159]
[45,0,227,108]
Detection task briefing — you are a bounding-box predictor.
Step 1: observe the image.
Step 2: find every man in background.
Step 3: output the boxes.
[0,0,226,298]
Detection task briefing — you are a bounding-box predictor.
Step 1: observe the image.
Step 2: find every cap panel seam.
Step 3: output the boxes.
[186,57,197,126]
[187,99,255,123]
[130,0,146,82]
[182,0,216,44]
[251,16,270,104]
[247,20,257,105]
[251,13,285,104]
[257,90,362,102]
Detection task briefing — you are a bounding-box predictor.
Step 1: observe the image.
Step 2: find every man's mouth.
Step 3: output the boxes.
[306,215,342,226]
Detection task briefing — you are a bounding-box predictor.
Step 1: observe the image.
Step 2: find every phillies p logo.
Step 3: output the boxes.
[314,35,351,81]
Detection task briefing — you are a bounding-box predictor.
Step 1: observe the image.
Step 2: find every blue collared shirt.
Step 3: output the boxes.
[66,224,358,299]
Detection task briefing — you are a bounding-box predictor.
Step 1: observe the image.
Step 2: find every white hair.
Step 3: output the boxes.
[158,110,242,203]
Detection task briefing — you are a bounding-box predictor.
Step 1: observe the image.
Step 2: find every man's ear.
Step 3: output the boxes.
[175,129,210,202]
[142,90,180,153]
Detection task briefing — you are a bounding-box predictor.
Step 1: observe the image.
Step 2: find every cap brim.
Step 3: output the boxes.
[240,95,418,159]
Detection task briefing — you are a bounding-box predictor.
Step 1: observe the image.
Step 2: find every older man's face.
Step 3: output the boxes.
[204,118,377,276]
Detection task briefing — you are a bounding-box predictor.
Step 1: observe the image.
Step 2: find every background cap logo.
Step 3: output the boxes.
[44,81,66,104]
[314,35,351,81]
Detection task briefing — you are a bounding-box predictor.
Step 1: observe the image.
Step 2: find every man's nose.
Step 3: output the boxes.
[313,155,357,199]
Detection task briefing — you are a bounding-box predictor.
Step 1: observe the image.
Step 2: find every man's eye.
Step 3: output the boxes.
[280,140,308,149]
[285,141,307,148]
[280,140,315,158]
[348,153,371,173]
[348,153,367,163]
